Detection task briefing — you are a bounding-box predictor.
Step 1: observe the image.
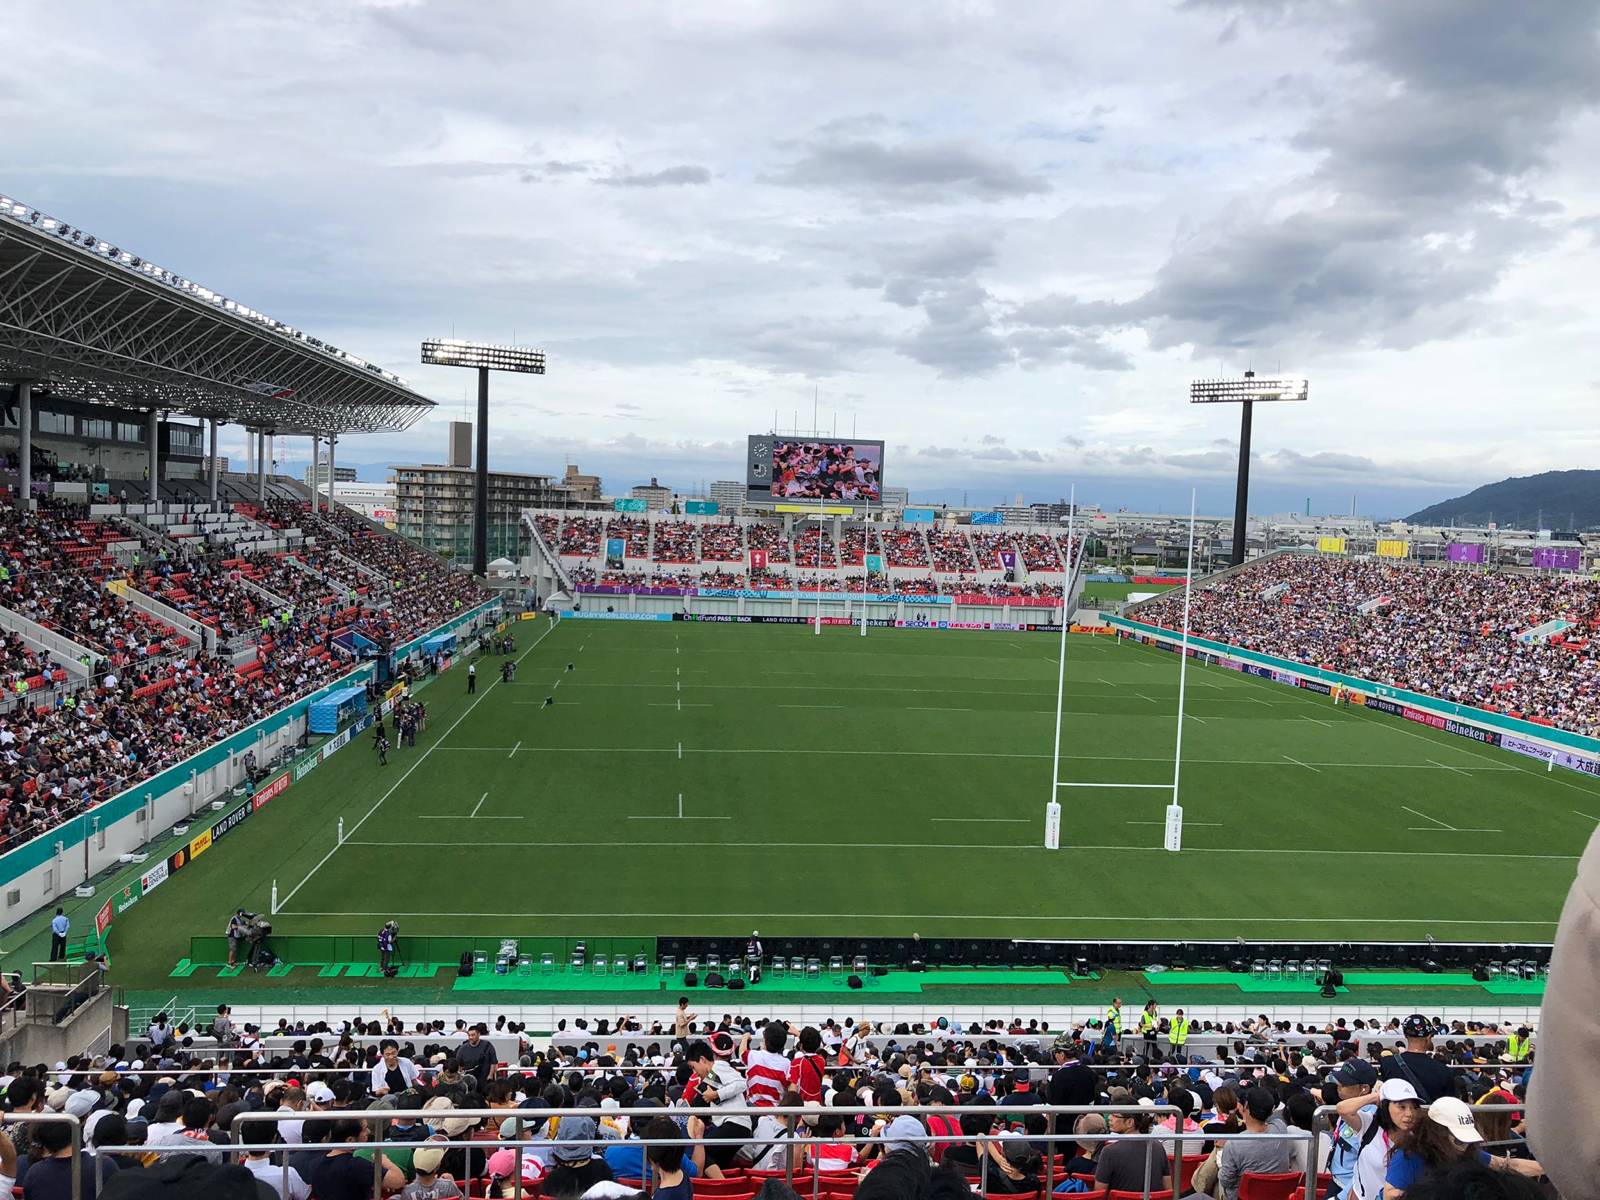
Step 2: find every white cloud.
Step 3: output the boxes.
[3,0,1598,517]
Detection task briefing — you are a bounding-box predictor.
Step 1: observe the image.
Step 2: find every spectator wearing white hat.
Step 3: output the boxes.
[1353,1079,1422,1200]
[1383,1096,1542,1197]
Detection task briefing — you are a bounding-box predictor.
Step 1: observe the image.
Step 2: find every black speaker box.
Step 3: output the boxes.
[847,974,863,989]
[1471,964,1491,982]
[705,971,726,988]
[728,978,745,990]
[870,966,888,977]
[684,971,698,987]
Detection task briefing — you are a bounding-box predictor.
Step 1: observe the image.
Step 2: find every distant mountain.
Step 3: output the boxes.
[1405,469,1600,530]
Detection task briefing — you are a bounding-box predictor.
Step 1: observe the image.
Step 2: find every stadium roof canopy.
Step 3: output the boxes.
[0,190,433,435]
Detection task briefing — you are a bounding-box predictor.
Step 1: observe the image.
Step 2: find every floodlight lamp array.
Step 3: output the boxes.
[0,190,410,388]
[1189,375,1309,404]
[420,338,546,374]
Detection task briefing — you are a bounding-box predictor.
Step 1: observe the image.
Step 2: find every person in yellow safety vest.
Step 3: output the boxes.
[1139,1000,1160,1053]
[1168,1008,1191,1059]
[1099,998,1122,1050]
[1506,1026,1532,1062]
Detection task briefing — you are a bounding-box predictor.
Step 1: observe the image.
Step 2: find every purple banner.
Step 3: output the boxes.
[1501,734,1551,762]
[1446,543,1486,564]
[578,585,694,597]
[1556,750,1600,778]
[1533,547,1581,570]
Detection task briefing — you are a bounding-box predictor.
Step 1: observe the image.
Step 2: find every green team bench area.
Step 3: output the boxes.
[168,934,1547,1003]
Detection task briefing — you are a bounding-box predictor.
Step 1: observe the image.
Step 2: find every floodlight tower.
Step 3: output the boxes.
[1189,372,1309,565]
[420,339,546,576]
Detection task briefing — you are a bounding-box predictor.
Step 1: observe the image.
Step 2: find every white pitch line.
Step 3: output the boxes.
[931,817,1030,823]
[627,815,732,820]
[281,908,1562,925]
[470,791,488,817]
[780,704,844,709]
[1282,755,1321,773]
[1402,804,1458,831]
[1428,758,1471,776]
[418,814,525,821]
[558,681,1273,701]
[1126,820,1223,826]
[424,745,1518,771]
[908,706,974,712]
[1574,811,1600,822]
[277,618,562,910]
[1407,826,1501,833]
[508,741,520,759]
[1303,716,1332,728]
[677,741,682,760]
[1134,692,1159,704]
[336,839,1578,861]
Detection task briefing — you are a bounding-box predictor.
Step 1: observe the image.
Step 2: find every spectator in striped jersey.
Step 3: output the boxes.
[740,1023,792,1109]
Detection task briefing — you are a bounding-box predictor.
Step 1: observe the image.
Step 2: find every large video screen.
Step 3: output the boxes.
[746,436,885,503]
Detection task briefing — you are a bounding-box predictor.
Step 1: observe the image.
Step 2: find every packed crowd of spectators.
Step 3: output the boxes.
[969,532,1017,571]
[928,530,977,573]
[840,527,873,567]
[533,514,561,548]
[0,500,485,855]
[746,524,791,564]
[794,528,838,569]
[0,629,49,693]
[559,518,603,556]
[1021,535,1062,571]
[651,523,698,564]
[605,518,649,557]
[0,1004,1545,1199]
[1136,554,1600,736]
[130,553,267,646]
[700,524,745,563]
[879,529,931,568]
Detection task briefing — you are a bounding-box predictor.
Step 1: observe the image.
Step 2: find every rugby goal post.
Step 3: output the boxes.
[1048,488,1198,854]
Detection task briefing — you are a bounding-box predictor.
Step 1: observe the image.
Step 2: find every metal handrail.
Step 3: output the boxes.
[0,1113,82,1200]
[219,1102,1316,1200]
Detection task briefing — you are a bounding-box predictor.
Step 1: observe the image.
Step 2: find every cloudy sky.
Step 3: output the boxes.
[7,0,1599,517]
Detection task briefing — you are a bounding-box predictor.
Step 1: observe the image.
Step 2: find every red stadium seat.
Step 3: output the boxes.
[1239,1173,1307,1200]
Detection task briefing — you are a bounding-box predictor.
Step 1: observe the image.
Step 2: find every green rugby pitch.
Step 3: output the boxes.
[110,619,1599,984]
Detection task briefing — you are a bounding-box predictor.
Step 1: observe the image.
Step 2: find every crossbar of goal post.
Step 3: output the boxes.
[1047,487,1198,854]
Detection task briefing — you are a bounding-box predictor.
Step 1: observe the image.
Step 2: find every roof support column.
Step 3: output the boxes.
[255,430,266,504]
[208,417,220,511]
[16,382,31,512]
[326,433,336,512]
[147,409,160,506]
[309,435,320,509]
